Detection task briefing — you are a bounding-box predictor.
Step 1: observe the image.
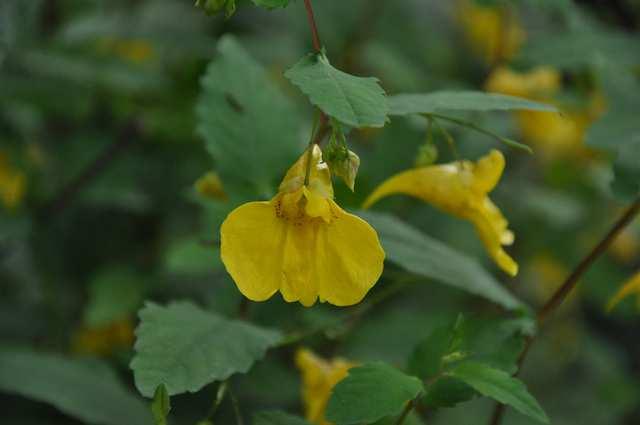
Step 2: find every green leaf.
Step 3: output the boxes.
[130,301,281,397]
[611,140,640,201]
[360,211,524,310]
[407,318,464,380]
[326,362,423,425]
[251,0,290,9]
[0,348,151,425]
[284,53,388,128]
[151,384,170,425]
[254,410,312,425]
[449,361,549,423]
[84,268,145,327]
[422,377,476,408]
[586,110,640,151]
[197,36,301,198]
[520,31,640,70]
[388,91,556,116]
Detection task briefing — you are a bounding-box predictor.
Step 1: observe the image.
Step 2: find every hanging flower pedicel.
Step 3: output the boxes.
[364,149,518,276]
[295,348,356,425]
[221,145,385,307]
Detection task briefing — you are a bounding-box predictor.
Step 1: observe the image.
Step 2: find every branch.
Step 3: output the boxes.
[488,196,640,425]
[303,0,322,53]
[42,119,142,218]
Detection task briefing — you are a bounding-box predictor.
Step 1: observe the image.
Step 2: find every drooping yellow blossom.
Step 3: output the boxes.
[220,146,385,307]
[607,271,640,312]
[363,150,518,276]
[0,152,26,210]
[295,348,356,425]
[71,318,135,357]
[458,0,526,64]
[485,66,606,159]
[97,38,154,64]
[195,171,227,200]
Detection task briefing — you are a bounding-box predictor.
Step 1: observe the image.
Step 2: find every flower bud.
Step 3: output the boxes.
[415,143,438,167]
[195,171,227,200]
[326,146,360,191]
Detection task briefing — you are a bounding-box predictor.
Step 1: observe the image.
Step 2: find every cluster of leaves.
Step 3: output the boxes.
[1,1,640,425]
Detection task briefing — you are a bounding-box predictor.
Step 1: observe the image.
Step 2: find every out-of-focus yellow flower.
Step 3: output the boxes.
[458,0,526,64]
[528,254,578,308]
[98,38,154,64]
[195,171,227,200]
[607,271,640,312]
[71,318,135,357]
[364,150,518,276]
[485,66,606,159]
[0,152,26,210]
[295,348,356,425]
[485,66,561,99]
[220,146,385,307]
[609,228,639,263]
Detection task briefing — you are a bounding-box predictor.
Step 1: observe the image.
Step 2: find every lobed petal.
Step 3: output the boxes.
[315,201,385,306]
[220,201,285,301]
[471,149,505,195]
[469,204,518,277]
[280,222,320,307]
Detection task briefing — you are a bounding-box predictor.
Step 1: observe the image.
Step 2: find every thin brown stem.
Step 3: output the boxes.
[488,197,640,425]
[537,198,640,324]
[395,398,416,425]
[303,0,322,53]
[42,119,141,218]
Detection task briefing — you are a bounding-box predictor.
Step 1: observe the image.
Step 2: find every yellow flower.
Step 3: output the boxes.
[607,271,640,312]
[195,171,227,200]
[220,146,385,307]
[609,227,639,263]
[485,66,606,159]
[295,348,356,425]
[458,0,526,64]
[363,150,518,276]
[0,152,26,210]
[98,38,154,64]
[485,66,561,99]
[71,318,135,357]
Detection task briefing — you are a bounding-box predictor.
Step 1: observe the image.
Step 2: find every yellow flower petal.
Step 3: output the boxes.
[316,201,385,306]
[280,145,333,199]
[220,201,285,301]
[607,271,640,312]
[296,348,356,425]
[363,150,517,276]
[485,67,606,160]
[195,171,227,201]
[485,66,561,99]
[0,152,26,210]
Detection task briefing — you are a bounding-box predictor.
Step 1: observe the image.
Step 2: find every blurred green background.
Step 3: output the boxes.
[1,0,640,424]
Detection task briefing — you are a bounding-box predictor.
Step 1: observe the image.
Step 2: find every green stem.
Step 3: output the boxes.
[426,112,533,154]
[303,111,322,186]
[431,116,459,160]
